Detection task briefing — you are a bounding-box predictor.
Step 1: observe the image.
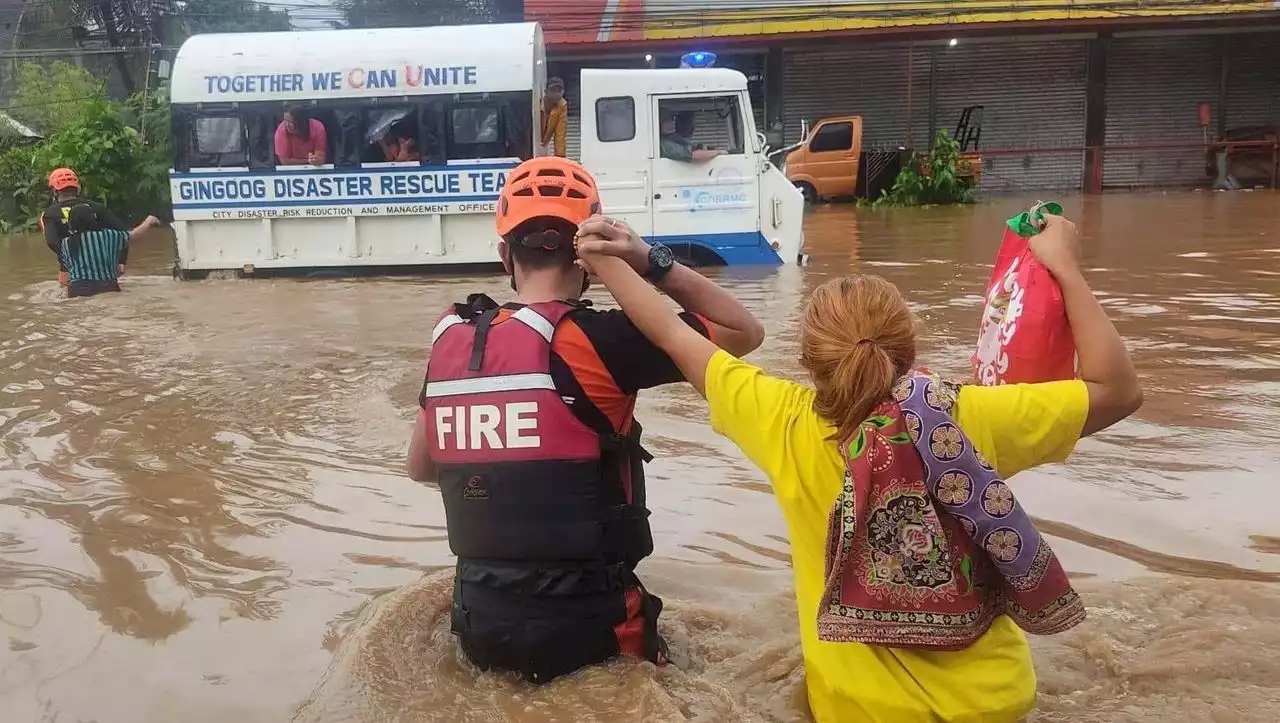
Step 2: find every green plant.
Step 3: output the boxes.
[7,62,107,138]
[875,129,975,207]
[0,75,174,230]
[0,143,42,233]
[127,84,174,210]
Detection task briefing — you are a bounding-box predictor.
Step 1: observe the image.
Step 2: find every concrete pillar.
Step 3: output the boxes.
[1083,34,1110,194]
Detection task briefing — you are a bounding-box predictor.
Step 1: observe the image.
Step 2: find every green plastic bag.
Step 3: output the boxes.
[1005,201,1063,238]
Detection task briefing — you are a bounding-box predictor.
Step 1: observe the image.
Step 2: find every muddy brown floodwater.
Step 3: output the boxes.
[2,193,1280,723]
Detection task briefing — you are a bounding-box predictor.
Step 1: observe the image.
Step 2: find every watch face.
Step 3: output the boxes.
[652,244,675,268]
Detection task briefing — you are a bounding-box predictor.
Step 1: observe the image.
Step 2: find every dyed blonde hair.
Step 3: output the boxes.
[800,275,917,441]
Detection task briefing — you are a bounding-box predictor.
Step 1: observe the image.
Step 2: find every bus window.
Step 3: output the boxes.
[190,115,248,168]
[247,112,277,169]
[335,109,363,168]
[448,103,505,160]
[363,107,420,164]
[416,99,447,164]
[272,106,340,167]
[502,96,532,161]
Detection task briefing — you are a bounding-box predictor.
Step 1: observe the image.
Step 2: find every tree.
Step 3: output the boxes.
[8,62,108,137]
[339,0,521,28]
[171,0,292,38]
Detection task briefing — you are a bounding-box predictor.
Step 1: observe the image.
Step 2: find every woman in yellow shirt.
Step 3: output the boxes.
[574,214,1142,722]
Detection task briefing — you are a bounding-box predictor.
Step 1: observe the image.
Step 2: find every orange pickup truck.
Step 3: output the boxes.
[782,108,983,203]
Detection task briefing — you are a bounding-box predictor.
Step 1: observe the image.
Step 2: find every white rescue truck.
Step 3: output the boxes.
[167,23,802,278]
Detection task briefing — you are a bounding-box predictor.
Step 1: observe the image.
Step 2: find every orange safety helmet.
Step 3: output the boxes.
[48,167,80,192]
[495,157,601,239]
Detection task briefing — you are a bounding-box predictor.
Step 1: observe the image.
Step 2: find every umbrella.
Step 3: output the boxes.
[364,108,412,145]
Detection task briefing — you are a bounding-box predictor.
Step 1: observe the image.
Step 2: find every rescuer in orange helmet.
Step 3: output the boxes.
[40,167,161,290]
[405,156,764,683]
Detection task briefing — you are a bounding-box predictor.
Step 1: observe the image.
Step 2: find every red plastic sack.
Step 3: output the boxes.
[972,226,1075,385]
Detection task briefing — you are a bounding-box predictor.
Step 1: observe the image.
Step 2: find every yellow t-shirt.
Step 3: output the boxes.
[704,351,1089,723]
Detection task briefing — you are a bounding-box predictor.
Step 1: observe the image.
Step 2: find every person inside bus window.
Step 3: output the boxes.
[659,111,725,164]
[275,105,328,166]
[376,116,422,162]
[378,126,420,163]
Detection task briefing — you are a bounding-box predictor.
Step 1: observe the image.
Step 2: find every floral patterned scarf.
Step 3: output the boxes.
[817,372,1086,650]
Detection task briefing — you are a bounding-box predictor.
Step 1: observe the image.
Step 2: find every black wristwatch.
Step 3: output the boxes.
[644,243,675,283]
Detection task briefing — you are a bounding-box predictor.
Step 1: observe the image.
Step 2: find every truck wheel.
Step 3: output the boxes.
[796,182,818,205]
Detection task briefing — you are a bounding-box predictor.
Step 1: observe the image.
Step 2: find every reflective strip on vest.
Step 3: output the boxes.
[422,372,556,399]
[511,306,555,342]
[433,314,465,343]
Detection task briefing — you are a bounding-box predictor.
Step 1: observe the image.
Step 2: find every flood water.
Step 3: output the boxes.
[2,192,1280,723]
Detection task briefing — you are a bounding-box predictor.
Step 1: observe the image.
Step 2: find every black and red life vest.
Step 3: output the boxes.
[421,293,654,600]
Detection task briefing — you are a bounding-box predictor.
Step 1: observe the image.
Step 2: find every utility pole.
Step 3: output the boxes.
[96,0,137,95]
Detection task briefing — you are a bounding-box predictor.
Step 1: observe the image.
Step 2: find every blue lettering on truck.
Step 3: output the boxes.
[203,66,478,96]
[177,178,268,201]
[171,167,510,209]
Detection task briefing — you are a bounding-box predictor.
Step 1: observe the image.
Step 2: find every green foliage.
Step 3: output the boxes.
[127,85,175,209]
[874,129,976,207]
[0,70,173,231]
[8,62,107,137]
[172,0,292,38]
[340,0,501,28]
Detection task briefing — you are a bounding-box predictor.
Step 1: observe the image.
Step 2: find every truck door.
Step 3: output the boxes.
[579,75,652,237]
[805,118,861,199]
[649,92,761,262]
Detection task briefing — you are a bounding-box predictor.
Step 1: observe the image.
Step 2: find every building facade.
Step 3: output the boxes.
[527,1,1280,192]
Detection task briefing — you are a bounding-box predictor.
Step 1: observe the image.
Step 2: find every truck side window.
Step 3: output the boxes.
[416,98,447,164]
[657,95,745,158]
[363,107,421,164]
[596,97,635,142]
[448,104,505,160]
[809,122,853,153]
[190,116,247,168]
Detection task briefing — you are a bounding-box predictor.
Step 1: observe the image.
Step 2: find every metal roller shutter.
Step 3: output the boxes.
[1224,30,1280,130]
[933,39,1088,192]
[1104,34,1221,189]
[782,42,932,150]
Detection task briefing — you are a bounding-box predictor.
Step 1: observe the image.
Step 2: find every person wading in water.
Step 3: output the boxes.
[405,156,764,683]
[61,203,133,298]
[40,168,160,288]
[575,212,1142,722]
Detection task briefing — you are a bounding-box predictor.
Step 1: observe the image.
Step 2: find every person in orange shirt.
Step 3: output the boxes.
[540,77,568,157]
[574,214,1143,722]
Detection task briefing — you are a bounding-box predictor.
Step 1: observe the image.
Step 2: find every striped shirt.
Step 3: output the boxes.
[61,228,129,283]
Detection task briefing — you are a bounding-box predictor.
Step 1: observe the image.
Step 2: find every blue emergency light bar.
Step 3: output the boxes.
[680,51,717,69]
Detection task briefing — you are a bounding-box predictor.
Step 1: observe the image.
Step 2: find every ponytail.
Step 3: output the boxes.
[800,276,917,442]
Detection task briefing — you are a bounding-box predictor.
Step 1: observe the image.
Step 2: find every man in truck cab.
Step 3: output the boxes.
[659,110,726,164]
[406,156,764,683]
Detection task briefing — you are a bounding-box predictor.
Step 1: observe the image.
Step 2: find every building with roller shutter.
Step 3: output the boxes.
[525,1,1280,193]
